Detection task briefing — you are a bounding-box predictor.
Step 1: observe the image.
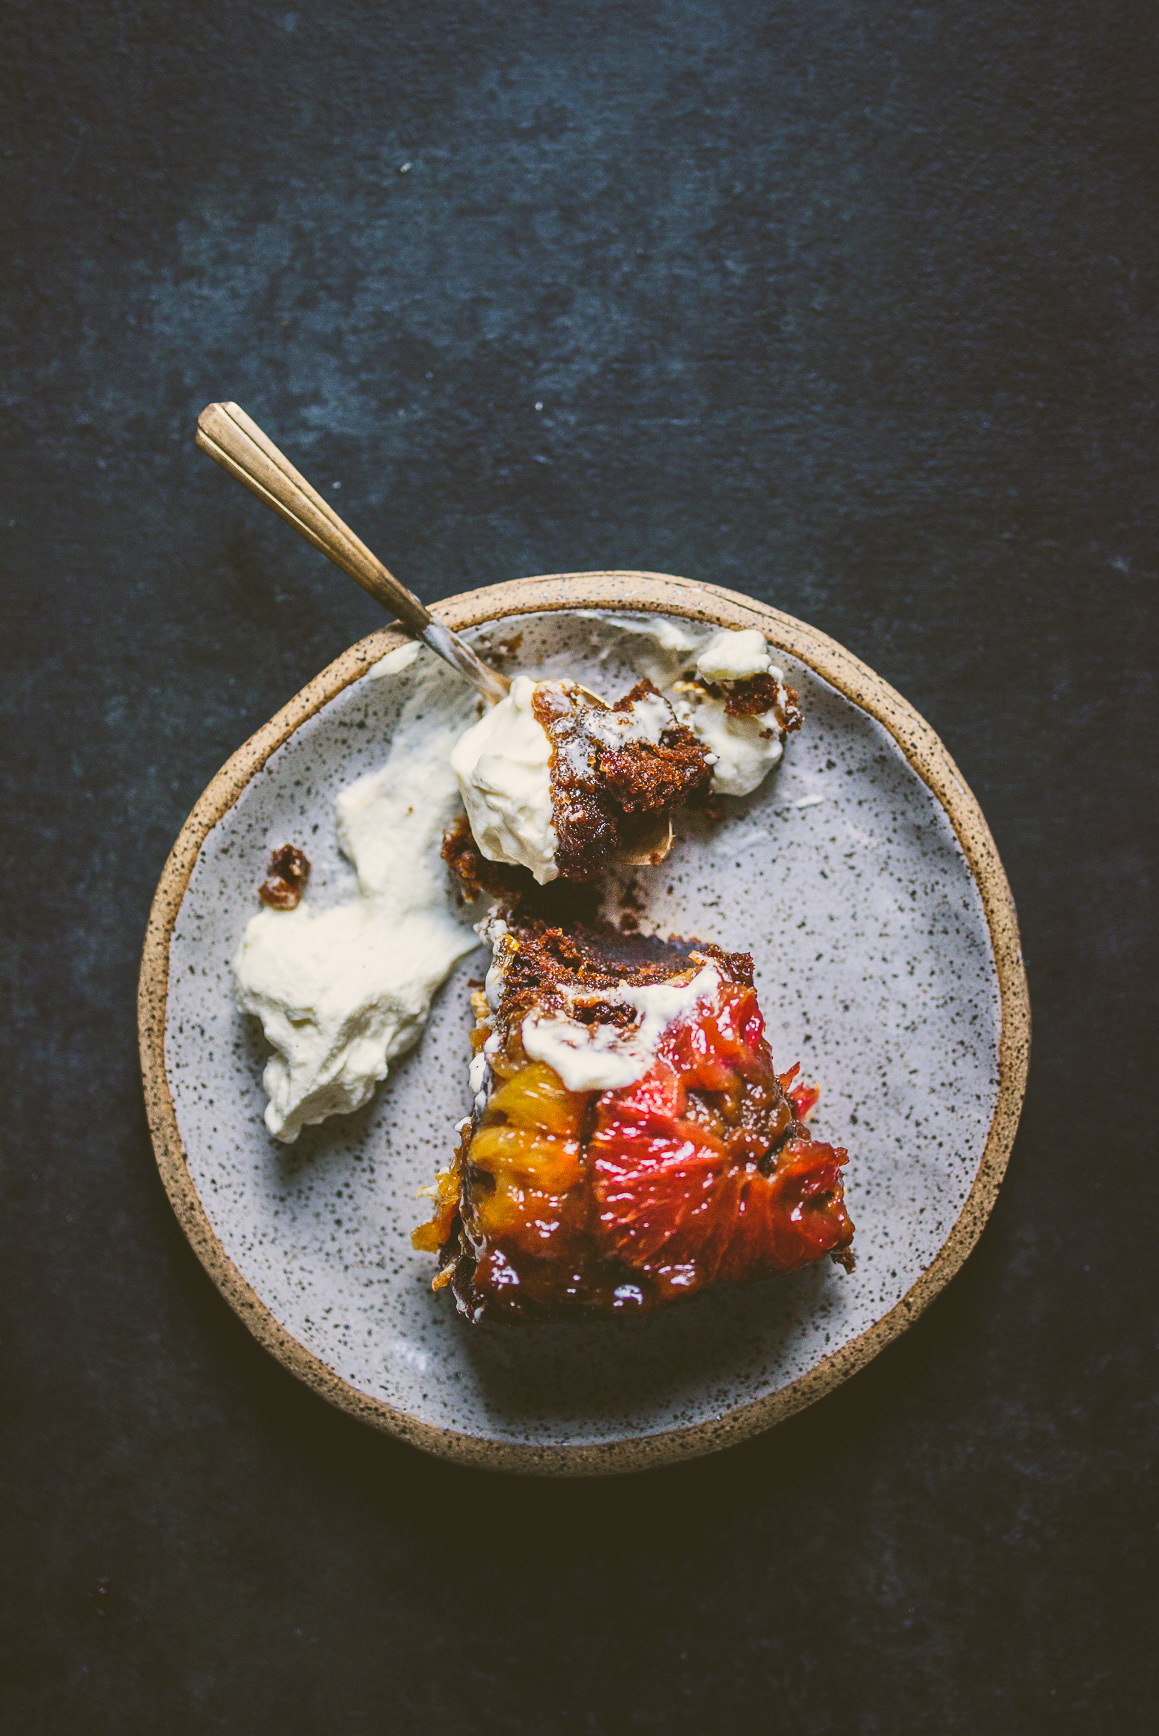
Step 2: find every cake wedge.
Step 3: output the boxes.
[413,913,854,1321]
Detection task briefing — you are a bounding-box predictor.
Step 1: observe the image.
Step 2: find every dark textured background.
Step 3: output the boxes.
[2,3,1156,1730]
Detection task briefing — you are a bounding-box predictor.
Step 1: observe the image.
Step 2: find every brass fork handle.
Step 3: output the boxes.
[196,401,509,702]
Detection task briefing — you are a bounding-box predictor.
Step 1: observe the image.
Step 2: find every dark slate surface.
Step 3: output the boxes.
[2,2,1156,1730]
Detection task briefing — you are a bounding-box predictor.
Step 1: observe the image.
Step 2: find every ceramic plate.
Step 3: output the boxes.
[139,573,1029,1474]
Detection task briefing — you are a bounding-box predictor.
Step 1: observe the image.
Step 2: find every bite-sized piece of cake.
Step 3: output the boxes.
[532,677,711,880]
[413,914,854,1321]
[671,628,802,797]
[448,629,802,888]
[450,674,710,884]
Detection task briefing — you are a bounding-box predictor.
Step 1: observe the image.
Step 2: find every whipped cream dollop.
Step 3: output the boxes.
[234,671,477,1141]
[450,675,559,884]
[671,685,787,797]
[672,628,796,798]
[520,961,722,1093]
[693,627,773,682]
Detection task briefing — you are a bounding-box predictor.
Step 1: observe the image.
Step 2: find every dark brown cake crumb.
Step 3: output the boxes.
[698,671,802,728]
[599,683,713,815]
[259,844,311,910]
[441,816,527,903]
[441,818,602,925]
[531,678,712,881]
[473,631,524,666]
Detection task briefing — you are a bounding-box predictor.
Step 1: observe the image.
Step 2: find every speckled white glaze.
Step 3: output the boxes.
[161,603,1003,1461]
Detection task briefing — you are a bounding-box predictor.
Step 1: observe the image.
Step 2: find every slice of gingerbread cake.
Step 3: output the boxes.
[413,912,854,1321]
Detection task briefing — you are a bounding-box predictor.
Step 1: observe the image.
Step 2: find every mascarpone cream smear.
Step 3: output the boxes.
[673,627,795,798]
[234,642,477,1141]
[233,616,797,1140]
[521,962,723,1093]
[449,675,557,884]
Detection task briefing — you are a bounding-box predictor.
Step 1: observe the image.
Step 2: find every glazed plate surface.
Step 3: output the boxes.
[139,574,1028,1473]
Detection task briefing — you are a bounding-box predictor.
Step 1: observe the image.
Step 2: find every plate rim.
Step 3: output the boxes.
[138,572,1030,1475]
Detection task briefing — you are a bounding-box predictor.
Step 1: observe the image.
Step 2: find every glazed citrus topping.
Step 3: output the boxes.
[415,962,854,1319]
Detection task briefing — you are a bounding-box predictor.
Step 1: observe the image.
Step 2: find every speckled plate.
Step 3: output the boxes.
[139,573,1029,1475]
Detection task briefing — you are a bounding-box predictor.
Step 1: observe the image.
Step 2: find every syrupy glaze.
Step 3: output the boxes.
[414,941,855,1321]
